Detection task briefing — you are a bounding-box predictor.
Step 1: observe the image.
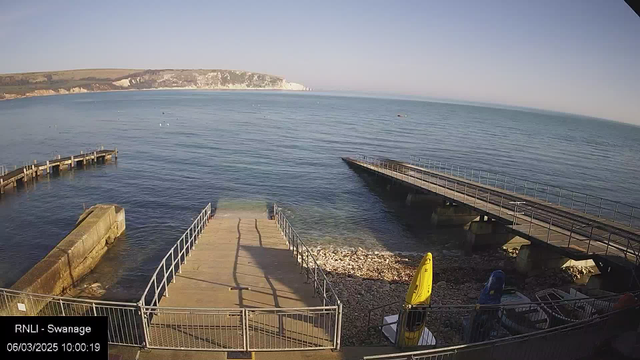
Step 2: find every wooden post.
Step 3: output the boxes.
[71,156,74,168]
[1,179,4,194]
[46,160,50,174]
[93,151,97,164]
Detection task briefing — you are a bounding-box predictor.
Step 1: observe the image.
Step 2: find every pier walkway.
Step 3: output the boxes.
[343,156,640,270]
[139,204,342,352]
[0,148,117,194]
[157,218,316,308]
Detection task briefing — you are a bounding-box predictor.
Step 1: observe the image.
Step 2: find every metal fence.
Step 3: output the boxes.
[273,204,342,309]
[366,292,628,349]
[273,204,343,349]
[246,306,339,351]
[355,156,640,266]
[0,287,144,346]
[140,203,213,307]
[140,305,340,351]
[409,156,640,229]
[142,306,245,350]
[363,302,640,360]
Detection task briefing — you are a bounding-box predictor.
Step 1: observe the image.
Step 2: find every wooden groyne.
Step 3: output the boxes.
[0,148,117,194]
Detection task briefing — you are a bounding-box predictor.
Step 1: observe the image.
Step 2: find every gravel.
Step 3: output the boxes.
[312,246,594,346]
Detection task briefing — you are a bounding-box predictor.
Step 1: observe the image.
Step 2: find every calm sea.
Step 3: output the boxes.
[1,90,639,299]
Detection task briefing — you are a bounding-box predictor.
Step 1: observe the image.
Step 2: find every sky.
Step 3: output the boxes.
[1,0,639,124]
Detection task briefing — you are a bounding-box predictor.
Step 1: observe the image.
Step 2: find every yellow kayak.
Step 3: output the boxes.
[398,252,433,347]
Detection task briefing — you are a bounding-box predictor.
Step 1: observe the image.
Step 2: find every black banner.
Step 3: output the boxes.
[0,316,108,360]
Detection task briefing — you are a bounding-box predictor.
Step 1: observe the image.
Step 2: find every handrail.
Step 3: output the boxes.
[140,203,212,306]
[366,291,635,331]
[273,204,341,308]
[355,156,639,265]
[372,291,635,312]
[0,286,139,307]
[409,155,640,229]
[363,303,640,359]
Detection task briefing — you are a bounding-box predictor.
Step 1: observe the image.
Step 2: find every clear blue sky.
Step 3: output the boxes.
[1,0,639,124]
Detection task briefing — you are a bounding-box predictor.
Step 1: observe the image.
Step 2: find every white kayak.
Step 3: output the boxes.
[382,314,436,346]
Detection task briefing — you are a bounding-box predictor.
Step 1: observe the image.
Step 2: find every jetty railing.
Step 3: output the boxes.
[139,304,339,351]
[356,156,640,266]
[0,284,632,354]
[273,204,342,308]
[140,203,212,307]
[0,287,144,346]
[273,204,343,350]
[366,292,627,348]
[363,302,640,360]
[409,156,640,229]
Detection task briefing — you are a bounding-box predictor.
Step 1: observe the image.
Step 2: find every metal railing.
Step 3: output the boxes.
[409,156,640,229]
[363,302,640,360]
[355,156,640,266]
[140,203,213,307]
[274,204,342,308]
[246,306,338,351]
[273,204,343,348]
[142,306,245,350]
[366,291,628,348]
[0,287,144,346]
[141,305,339,351]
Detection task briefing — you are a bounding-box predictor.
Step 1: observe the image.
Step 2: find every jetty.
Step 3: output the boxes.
[343,156,640,274]
[139,204,342,351]
[0,148,117,194]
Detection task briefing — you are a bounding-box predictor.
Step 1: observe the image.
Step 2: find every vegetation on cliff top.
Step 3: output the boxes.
[0,69,307,100]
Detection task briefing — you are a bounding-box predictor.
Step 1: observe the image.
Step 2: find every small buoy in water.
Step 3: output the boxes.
[162,112,165,114]
[159,123,162,127]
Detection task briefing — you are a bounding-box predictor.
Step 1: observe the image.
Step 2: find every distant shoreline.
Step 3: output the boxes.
[0,68,309,101]
[0,86,311,102]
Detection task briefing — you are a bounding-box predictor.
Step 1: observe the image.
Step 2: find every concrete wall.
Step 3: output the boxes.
[516,244,595,275]
[464,220,530,253]
[430,204,480,227]
[4,204,125,315]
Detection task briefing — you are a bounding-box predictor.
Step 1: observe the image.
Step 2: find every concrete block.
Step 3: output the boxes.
[430,205,479,227]
[464,221,530,252]
[5,204,125,315]
[515,244,596,275]
[405,193,442,206]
